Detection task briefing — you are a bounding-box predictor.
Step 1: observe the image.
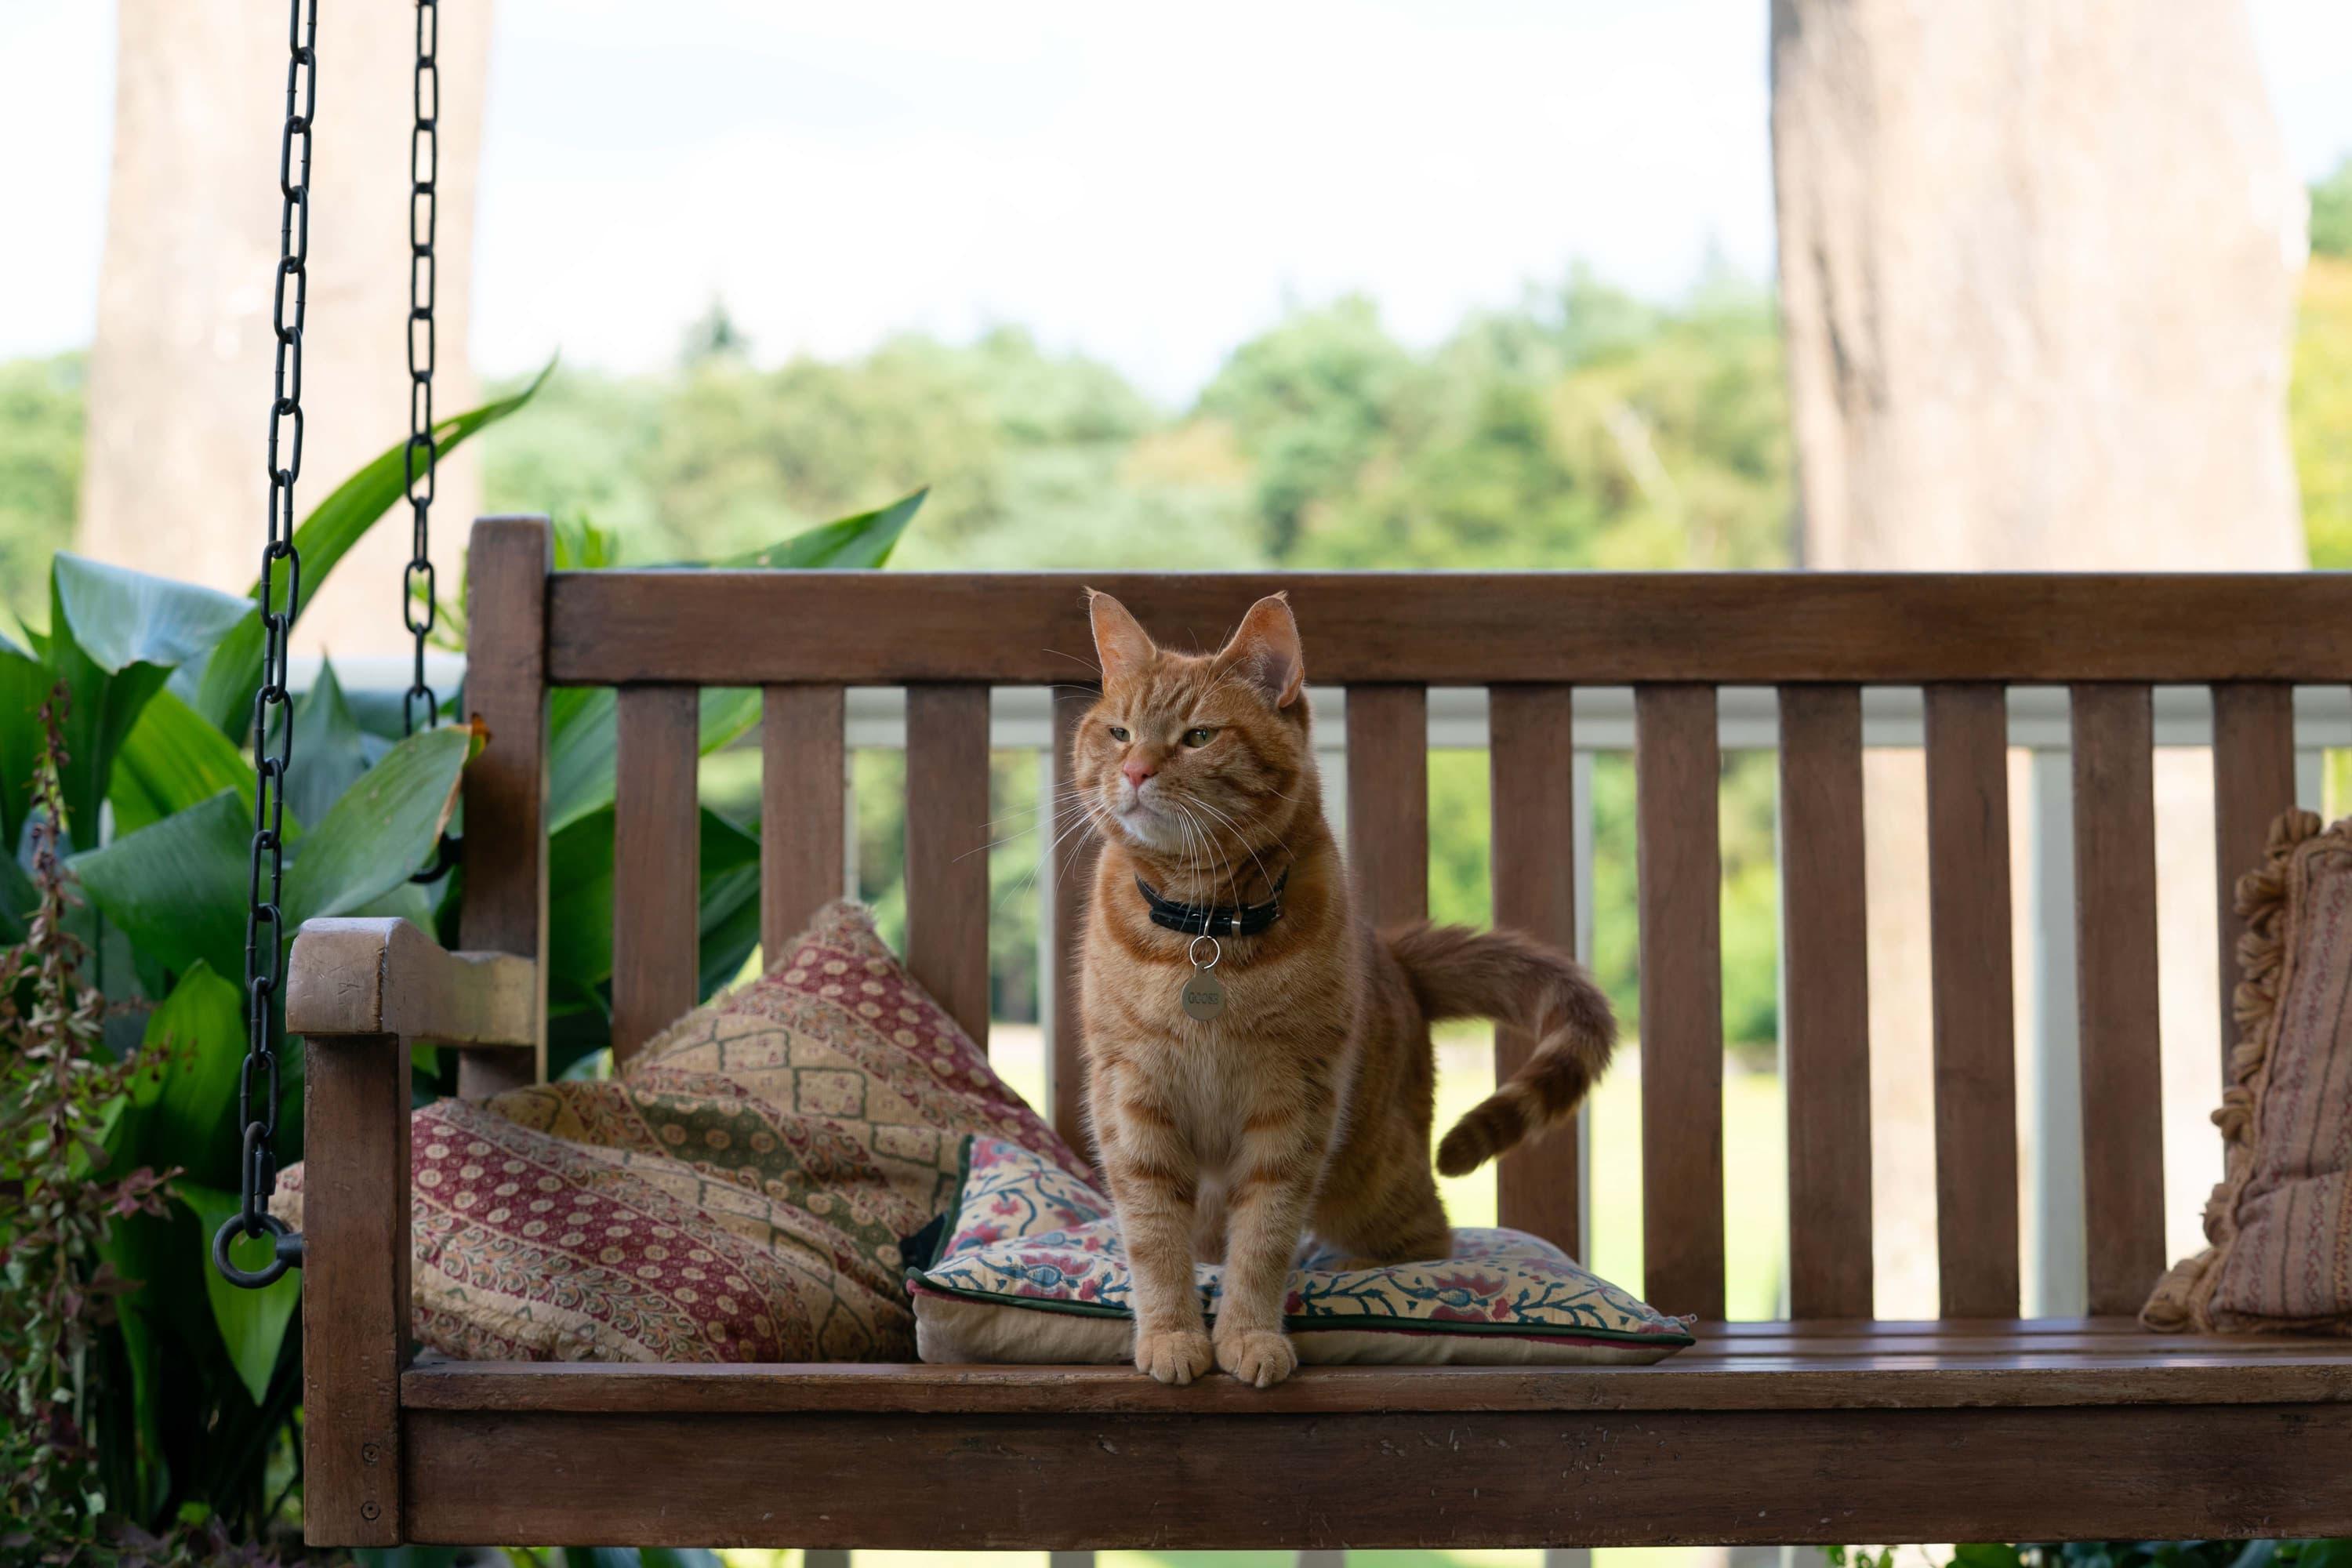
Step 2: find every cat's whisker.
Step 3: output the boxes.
[1000,799,1110,911]
[1181,794,1283,901]
[1177,800,1241,906]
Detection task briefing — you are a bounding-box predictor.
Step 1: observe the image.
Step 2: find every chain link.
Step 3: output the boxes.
[403,0,440,736]
[216,0,317,1290]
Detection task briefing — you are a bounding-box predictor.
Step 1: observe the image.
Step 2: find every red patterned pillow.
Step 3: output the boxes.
[279,900,1085,1362]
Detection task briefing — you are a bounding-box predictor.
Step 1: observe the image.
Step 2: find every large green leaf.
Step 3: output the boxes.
[53,552,253,674]
[109,687,257,839]
[544,805,618,989]
[546,804,761,998]
[117,961,248,1189]
[72,789,252,983]
[42,557,250,847]
[713,486,925,568]
[189,365,554,735]
[285,656,371,831]
[177,1179,301,1406]
[282,723,475,927]
[546,686,759,836]
[544,686,618,835]
[95,1219,172,1519]
[0,627,45,855]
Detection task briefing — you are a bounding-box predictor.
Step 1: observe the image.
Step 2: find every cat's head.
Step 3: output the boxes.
[1073,590,1311,868]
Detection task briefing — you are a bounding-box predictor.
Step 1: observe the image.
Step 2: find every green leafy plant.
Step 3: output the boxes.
[0,334,919,1552]
[0,382,541,1551]
[0,688,174,1560]
[0,466,915,1562]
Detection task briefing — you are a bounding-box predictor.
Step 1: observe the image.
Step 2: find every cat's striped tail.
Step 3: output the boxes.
[1385,922,1619,1177]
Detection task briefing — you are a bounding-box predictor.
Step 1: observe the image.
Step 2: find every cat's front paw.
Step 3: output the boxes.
[1134,1326,1214,1385]
[1213,1325,1298,1388]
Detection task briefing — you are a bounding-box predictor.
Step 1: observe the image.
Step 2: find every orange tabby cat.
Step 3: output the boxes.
[1074,590,1617,1388]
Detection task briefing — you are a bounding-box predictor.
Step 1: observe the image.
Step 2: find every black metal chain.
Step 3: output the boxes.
[215,0,317,1291]
[402,0,440,736]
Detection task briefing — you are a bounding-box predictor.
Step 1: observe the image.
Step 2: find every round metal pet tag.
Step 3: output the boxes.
[1181,934,1226,1021]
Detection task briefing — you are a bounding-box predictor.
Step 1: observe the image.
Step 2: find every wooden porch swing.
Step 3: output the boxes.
[215,1,2352,1549]
[285,514,2352,1551]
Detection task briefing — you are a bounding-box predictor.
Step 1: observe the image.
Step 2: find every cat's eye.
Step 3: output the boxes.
[1181,728,1216,747]
[1108,725,1130,742]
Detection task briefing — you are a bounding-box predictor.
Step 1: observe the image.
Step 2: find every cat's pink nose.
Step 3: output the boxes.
[1122,759,1156,789]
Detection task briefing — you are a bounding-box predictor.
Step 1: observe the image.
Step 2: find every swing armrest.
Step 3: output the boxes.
[287,916,539,1047]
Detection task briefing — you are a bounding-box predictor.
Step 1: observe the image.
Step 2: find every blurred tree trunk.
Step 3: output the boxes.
[1771,0,2307,1318]
[82,0,491,660]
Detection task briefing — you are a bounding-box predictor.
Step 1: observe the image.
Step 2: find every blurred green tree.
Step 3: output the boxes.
[2311,156,2352,260]
[0,354,84,630]
[2298,255,2352,569]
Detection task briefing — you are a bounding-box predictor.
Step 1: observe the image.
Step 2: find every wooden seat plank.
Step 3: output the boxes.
[403,1325,2352,1417]
[407,1399,2352,1549]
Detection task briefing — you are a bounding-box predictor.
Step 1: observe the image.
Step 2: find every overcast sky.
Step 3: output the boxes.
[3,0,2348,402]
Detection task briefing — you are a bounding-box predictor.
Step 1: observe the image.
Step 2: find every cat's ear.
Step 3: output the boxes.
[1214,593,1305,709]
[1086,590,1156,686]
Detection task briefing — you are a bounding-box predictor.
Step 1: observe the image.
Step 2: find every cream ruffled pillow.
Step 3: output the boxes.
[2146,810,2352,1334]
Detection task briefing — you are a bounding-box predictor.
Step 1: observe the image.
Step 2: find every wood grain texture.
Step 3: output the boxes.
[1048,685,1102,1156]
[1345,684,1429,927]
[303,1033,408,1547]
[760,684,846,955]
[1487,684,1581,1254]
[286,918,536,1047]
[2070,684,2168,1316]
[612,686,701,1065]
[546,571,2352,686]
[405,1404,2352,1548]
[906,684,993,1050]
[456,515,550,1093]
[1777,685,1872,1319]
[2211,682,2297,1080]
[1635,684,1725,1320]
[1924,684,2022,1317]
[401,1319,2352,1415]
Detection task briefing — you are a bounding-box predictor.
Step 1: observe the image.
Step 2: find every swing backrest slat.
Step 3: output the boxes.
[612,684,700,1062]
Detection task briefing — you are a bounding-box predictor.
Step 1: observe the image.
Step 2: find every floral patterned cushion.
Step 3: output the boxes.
[277,901,1087,1363]
[906,1137,1695,1367]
